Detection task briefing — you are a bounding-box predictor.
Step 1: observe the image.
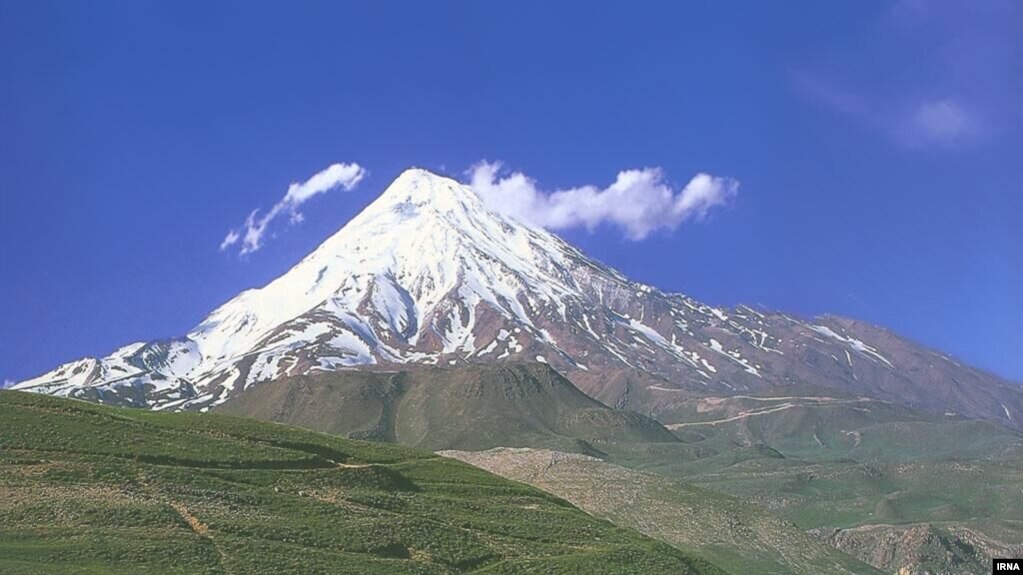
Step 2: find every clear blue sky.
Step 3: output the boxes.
[1,1,1020,384]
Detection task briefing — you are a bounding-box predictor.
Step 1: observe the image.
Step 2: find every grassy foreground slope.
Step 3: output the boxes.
[0,391,724,575]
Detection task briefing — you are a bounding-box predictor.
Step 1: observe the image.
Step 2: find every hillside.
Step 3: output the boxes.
[216,362,1023,573]
[650,393,1023,463]
[654,402,1023,575]
[441,447,883,575]
[813,522,1023,575]
[216,363,678,455]
[0,390,723,575]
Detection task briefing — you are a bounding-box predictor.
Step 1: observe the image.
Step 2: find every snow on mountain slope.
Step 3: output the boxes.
[12,168,1023,427]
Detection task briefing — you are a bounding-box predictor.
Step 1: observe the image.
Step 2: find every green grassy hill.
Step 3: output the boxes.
[217,364,678,455]
[0,390,725,575]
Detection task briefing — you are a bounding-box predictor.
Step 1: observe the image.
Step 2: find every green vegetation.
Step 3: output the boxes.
[0,390,725,574]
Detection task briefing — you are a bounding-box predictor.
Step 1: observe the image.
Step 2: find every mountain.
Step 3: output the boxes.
[0,390,723,574]
[216,363,679,455]
[13,168,1022,428]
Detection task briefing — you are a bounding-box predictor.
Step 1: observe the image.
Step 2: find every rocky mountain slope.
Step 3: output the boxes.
[812,522,1023,575]
[13,168,1022,428]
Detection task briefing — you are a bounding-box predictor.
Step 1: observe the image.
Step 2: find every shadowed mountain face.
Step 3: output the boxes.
[14,168,1021,428]
[216,363,679,456]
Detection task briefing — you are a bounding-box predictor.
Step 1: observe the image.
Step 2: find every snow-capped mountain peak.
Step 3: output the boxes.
[18,167,611,409]
[187,168,580,371]
[13,167,1022,428]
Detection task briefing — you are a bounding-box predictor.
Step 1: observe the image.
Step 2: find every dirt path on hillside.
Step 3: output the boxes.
[172,502,230,573]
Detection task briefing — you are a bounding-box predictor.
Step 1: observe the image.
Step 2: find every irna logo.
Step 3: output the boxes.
[994,559,1022,572]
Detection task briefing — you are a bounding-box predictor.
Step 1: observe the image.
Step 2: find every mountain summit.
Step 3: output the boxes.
[13,168,1022,427]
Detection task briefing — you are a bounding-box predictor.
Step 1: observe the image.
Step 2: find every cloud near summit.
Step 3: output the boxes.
[221,162,366,255]
[468,161,739,240]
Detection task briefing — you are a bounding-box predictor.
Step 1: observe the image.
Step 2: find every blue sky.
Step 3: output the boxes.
[1,1,1020,384]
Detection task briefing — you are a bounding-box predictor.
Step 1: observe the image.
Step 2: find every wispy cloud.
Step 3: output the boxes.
[468,162,738,240]
[221,163,367,255]
[792,0,1019,149]
[903,99,979,148]
[793,73,981,148]
[2,379,14,389]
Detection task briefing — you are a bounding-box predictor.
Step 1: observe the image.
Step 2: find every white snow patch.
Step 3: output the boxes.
[476,339,500,357]
[810,325,893,368]
[706,338,761,377]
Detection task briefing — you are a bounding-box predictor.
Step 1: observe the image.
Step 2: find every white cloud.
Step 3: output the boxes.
[468,162,738,240]
[221,162,367,255]
[2,379,13,389]
[219,229,240,251]
[283,163,366,205]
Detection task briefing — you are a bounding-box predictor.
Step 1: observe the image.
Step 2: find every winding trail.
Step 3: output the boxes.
[172,502,231,573]
[664,396,883,429]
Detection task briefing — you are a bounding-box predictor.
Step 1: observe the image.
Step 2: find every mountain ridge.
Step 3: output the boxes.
[14,168,1023,428]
